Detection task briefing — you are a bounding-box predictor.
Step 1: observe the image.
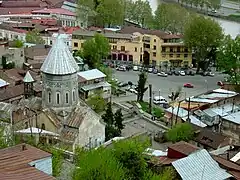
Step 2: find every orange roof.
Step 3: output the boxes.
[0,143,55,180]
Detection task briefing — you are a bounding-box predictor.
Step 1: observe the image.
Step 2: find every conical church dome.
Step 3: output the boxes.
[40,36,79,75]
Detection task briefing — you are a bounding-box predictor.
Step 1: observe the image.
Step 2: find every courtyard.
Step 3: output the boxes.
[113,70,225,102]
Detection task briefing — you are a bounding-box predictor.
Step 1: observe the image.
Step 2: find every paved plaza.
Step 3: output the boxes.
[113,70,225,102]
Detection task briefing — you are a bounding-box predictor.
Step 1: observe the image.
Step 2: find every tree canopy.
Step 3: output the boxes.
[87,90,106,113]
[136,72,148,102]
[166,122,194,143]
[26,30,45,44]
[12,39,24,48]
[154,4,190,33]
[81,33,110,68]
[72,138,171,180]
[184,15,223,72]
[217,35,240,86]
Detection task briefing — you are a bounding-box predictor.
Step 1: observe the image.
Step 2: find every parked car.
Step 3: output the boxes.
[148,67,153,73]
[211,9,217,13]
[133,66,138,71]
[208,72,215,77]
[189,71,195,76]
[184,83,194,88]
[185,70,190,75]
[153,96,168,105]
[153,69,158,74]
[217,81,224,86]
[179,71,186,76]
[157,72,168,77]
[116,66,126,71]
[129,88,138,94]
[119,82,128,87]
[167,71,173,75]
[174,71,180,76]
[202,71,208,76]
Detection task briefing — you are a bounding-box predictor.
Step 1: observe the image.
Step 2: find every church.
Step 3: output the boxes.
[11,36,105,151]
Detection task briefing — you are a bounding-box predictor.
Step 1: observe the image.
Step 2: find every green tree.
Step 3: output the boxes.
[98,65,113,81]
[125,0,153,28]
[73,148,126,180]
[0,127,8,149]
[82,33,110,68]
[184,15,223,72]
[114,109,125,134]
[87,90,106,113]
[217,35,240,86]
[166,122,194,143]
[154,4,190,33]
[51,148,64,177]
[136,72,148,102]
[26,30,45,44]
[12,39,24,48]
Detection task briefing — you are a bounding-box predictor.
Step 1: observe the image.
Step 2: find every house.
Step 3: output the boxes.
[221,111,240,142]
[0,78,9,89]
[0,143,55,179]
[77,69,111,101]
[25,44,51,64]
[172,149,232,180]
[0,23,27,41]
[0,45,25,68]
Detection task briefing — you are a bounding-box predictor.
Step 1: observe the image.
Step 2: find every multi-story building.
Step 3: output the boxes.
[72,29,143,65]
[72,26,192,68]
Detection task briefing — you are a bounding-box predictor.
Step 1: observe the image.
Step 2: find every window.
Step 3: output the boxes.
[153,45,156,50]
[113,45,117,50]
[56,93,60,104]
[41,123,45,130]
[140,47,142,52]
[176,54,180,58]
[135,47,137,52]
[154,39,156,42]
[162,54,166,58]
[48,92,51,103]
[184,48,188,52]
[81,43,84,47]
[170,47,173,52]
[184,54,188,58]
[153,52,156,57]
[50,40,52,45]
[121,46,125,51]
[162,47,166,52]
[74,42,78,47]
[170,54,173,58]
[177,47,181,52]
[65,92,69,103]
[66,42,69,46]
[73,90,75,101]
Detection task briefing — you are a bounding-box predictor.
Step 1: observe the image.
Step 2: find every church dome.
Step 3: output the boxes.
[40,36,79,75]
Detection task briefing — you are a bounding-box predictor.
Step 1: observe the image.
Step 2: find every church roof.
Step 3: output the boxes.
[40,36,79,75]
[23,71,35,83]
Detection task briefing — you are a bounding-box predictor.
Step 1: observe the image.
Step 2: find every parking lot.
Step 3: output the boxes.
[113,70,225,102]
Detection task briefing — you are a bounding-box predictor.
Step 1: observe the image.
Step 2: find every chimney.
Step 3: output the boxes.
[22,144,27,151]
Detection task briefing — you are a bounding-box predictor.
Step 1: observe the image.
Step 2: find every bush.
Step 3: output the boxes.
[166,123,194,143]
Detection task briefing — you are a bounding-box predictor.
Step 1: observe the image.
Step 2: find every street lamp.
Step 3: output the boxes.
[187,96,194,122]
[158,89,161,98]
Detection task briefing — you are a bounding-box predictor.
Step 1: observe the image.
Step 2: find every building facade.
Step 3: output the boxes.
[72,28,192,68]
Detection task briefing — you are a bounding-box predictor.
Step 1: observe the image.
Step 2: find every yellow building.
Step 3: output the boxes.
[72,27,192,68]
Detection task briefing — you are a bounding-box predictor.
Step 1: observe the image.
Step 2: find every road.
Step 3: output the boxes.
[113,70,225,102]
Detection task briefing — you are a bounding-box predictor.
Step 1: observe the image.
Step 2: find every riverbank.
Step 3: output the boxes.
[162,0,240,23]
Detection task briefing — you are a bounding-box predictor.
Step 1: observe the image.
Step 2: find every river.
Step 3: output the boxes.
[146,0,240,38]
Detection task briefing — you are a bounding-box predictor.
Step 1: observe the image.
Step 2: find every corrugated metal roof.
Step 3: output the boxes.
[165,107,188,118]
[77,69,106,81]
[188,98,218,103]
[199,93,236,99]
[204,104,239,117]
[182,115,207,127]
[40,36,79,75]
[213,88,237,94]
[23,71,35,83]
[172,149,232,180]
[223,111,240,125]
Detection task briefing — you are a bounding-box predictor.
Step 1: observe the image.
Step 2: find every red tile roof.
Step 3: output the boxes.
[63,26,81,34]
[162,34,182,39]
[168,141,200,157]
[32,8,75,16]
[0,143,55,180]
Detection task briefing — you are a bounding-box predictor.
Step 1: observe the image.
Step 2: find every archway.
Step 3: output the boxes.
[143,51,150,66]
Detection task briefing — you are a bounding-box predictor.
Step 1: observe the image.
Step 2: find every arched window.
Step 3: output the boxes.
[72,90,75,101]
[41,123,45,130]
[65,92,69,103]
[56,92,60,104]
[48,92,51,103]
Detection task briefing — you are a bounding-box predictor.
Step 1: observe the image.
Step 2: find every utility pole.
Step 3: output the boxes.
[187,97,191,122]
[149,84,152,115]
[175,101,181,125]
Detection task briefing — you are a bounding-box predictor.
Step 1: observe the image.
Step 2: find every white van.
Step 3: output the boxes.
[133,66,138,71]
[153,96,168,105]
